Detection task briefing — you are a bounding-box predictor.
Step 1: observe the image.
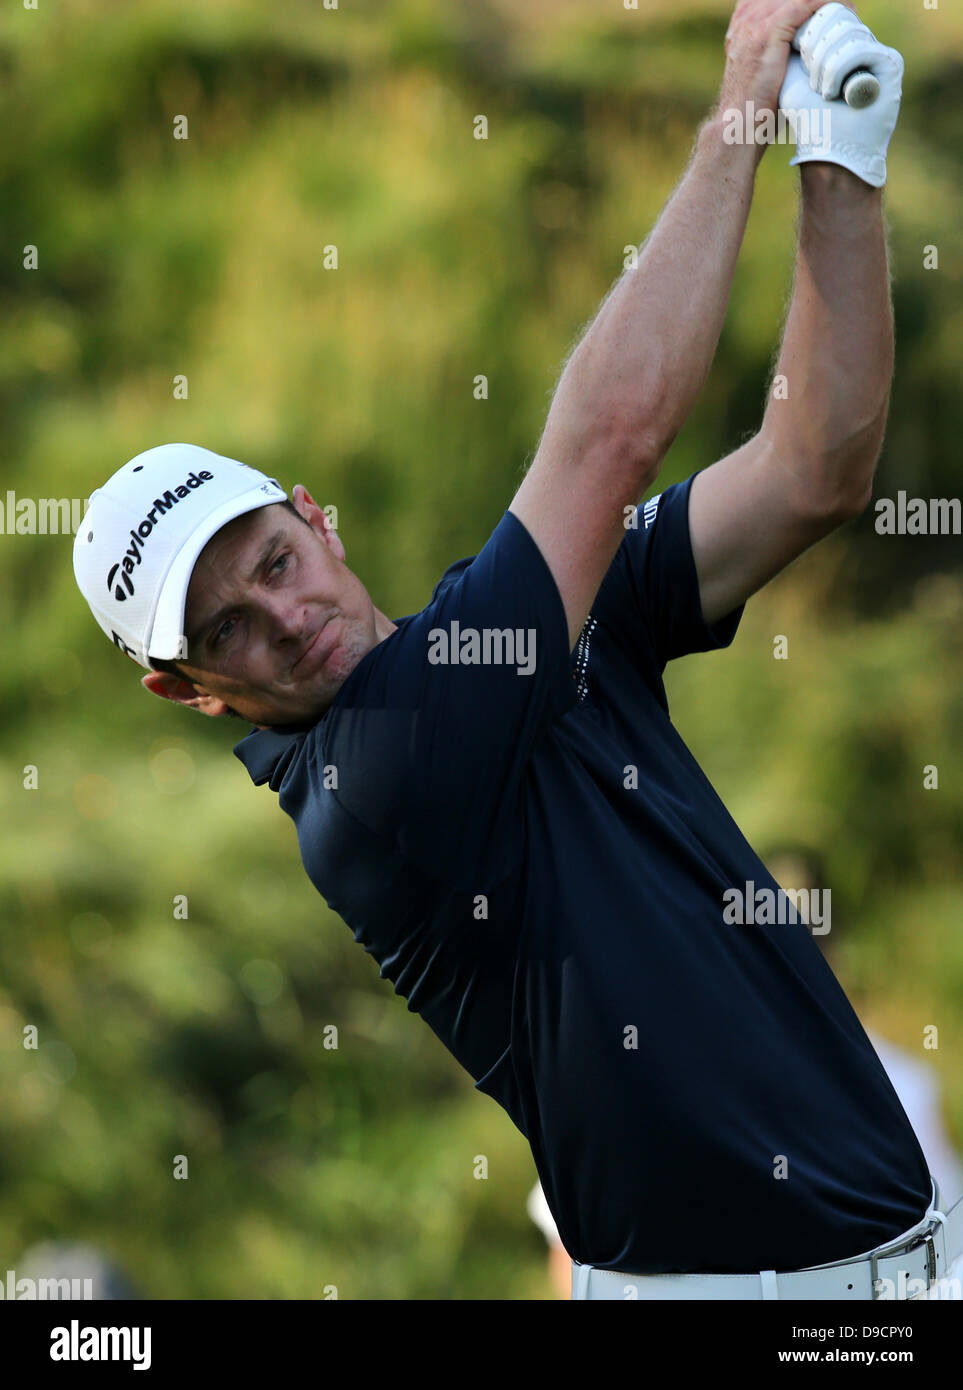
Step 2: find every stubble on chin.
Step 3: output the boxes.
[258,620,375,725]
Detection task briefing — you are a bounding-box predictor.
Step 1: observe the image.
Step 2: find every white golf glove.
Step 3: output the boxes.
[779,2,904,188]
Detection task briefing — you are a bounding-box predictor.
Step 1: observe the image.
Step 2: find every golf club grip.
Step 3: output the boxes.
[841,69,881,109]
[791,5,882,109]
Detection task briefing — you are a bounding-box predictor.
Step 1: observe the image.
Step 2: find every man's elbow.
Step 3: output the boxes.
[770,413,888,528]
[823,423,888,525]
[563,412,668,504]
[610,416,675,495]
[836,476,876,523]
[556,343,678,489]
[803,466,876,530]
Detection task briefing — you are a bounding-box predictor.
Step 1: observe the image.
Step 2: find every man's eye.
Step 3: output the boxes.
[208,555,289,650]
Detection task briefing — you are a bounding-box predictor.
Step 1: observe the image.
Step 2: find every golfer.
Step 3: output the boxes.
[74,0,962,1299]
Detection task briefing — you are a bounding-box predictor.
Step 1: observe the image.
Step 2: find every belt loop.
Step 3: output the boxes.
[571,1260,591,1300]
[759,1268,779,1300]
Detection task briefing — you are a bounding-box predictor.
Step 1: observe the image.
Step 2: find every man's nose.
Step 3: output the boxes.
[261,593,310,644]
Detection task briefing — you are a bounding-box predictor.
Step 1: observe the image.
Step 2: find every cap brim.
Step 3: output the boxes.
[147,483,287,662]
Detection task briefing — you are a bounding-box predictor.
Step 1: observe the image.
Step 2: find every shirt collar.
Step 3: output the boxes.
[233,719,318,787]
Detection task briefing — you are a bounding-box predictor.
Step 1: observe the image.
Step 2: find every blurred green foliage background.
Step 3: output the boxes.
[0,0,960,1298]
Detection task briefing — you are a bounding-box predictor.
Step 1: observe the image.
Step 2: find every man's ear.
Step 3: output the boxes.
[291,483,345,563]
[141,670,234,718]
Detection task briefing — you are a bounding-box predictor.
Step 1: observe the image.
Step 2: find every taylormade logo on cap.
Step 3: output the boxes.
[72,443,288,669]
[105,469,213,602]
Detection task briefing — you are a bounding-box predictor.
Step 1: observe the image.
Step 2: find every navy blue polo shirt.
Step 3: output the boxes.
[234,472,932,1275]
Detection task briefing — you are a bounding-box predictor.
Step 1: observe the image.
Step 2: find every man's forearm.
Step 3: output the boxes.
[760,164,893,517]
[539,119,761,475]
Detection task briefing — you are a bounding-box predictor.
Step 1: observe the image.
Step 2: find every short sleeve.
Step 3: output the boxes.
[592,471,745,674]
[323,510,578,886]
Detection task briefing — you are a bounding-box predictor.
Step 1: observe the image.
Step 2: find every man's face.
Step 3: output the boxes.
[161,491,393,727]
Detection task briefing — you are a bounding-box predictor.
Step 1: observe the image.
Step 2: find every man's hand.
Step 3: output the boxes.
[716,0,855,137]
[780,5,905,188]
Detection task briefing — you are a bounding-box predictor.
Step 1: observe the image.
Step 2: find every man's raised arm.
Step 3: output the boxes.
[687,2,905,629]
[510,0,829,653]
[688,163,894,629]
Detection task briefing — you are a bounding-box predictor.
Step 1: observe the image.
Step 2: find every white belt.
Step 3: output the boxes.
[571,1178,963,1300]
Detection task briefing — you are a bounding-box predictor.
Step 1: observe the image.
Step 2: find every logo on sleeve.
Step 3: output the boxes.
[642,495,661,529]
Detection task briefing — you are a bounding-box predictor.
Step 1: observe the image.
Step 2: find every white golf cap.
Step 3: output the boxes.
[73,443,288,669]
